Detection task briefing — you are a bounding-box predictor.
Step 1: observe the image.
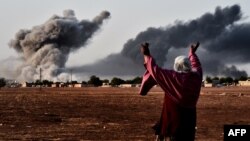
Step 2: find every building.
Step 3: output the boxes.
[22,82,32,87]
[5,80,21,88]
[51,83,60,88]
[238,80,250,86]
[59,83,67,87]
[134,84,141,87]
[102,83,111,87]
[204,83,213,87]
[203,79,220,87]
[68,84,74,87]
[119,84,132,88]
[74,83,85,88]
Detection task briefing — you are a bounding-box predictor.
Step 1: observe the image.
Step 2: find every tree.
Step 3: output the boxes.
[82,81,87,84]
[88,75,102,86]
[239,76,248,81]
[219,77,226,84]
[42,80,53,86]
[131,76,142,84]
[125,79,132,84]
[233,78,239,85]
[42,80,49,84]
[0,78,6,89]
[205,76,212,83]
[35,79,42,86]
[110,77,125,86]
[72,81,78,84]
[102,79,109,84]
[225,77,233,84]
[212,77,219,80]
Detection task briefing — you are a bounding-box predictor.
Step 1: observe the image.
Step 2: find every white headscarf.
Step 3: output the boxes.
[174,56,191,73]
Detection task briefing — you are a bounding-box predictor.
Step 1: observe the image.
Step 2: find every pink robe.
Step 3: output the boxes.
[139,49,202,137]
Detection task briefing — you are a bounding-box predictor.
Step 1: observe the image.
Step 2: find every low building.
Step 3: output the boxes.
[58,83,65,87]
[68,84,74,87]
[119,84,132,88]
[74,83,85,88]
[102,83,111,87]
[203,80,220,87]
[52,83,60,88]
[134,84,141,87]
[6,80,21,88]
[238,80,250,86]
[204,83,213,87]
[212,80,220,86]
[22,82,32,87]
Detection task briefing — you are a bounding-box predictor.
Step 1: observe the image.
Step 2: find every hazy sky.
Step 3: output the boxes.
[1,0,250,76]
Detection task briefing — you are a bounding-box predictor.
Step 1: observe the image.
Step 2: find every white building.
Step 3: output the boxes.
[239,80,250,86]
[102,83,111,87]
[51,83,60,88]
[119,84,132,88]
[22,82,32,87]
[204,83,213,87]
[74,83,85,88]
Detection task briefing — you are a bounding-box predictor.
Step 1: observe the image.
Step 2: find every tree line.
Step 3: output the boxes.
[205,76,249,85]
[0,78,6,89]
[84,75,142,87]
[1,75,250,88]
[0,75,142,88]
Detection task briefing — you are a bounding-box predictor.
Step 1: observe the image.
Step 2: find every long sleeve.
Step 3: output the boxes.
[142,56,179,100]
[141,54,202,107]
[139,55,170,96]
[139,70,157,95]
[188,49,202,77]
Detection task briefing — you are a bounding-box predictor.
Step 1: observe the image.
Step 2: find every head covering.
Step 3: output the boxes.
[174,56,191,73]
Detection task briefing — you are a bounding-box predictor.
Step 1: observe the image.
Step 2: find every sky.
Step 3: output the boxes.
[0,0,250,81]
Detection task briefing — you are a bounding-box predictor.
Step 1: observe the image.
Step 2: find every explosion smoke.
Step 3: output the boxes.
[9,10,110,81]
[72,4,249,79]
[121,5,242,65]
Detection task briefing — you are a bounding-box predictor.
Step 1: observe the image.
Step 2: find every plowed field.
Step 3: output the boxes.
[0,87,249,140]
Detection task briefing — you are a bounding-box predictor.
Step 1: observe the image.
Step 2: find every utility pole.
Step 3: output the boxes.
[70,69,74,88]
[70,69,72,84]
[40,68,42,91]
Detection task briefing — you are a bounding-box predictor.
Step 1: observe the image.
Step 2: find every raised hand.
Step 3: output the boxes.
[191,42,200,53]
[140,42,150,56]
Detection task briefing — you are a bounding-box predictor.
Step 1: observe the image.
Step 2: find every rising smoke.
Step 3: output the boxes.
[8,10,110,81]
[72,4,249,79]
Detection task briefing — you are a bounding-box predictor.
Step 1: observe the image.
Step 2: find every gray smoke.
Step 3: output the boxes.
[72,4,249,79]
[9,10,110,81]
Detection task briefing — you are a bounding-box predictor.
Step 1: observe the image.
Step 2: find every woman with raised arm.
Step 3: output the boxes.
[140,42,202,141]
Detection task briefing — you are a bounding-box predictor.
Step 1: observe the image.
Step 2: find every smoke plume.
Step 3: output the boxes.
[72,4,249,79]
[9,10,110,81]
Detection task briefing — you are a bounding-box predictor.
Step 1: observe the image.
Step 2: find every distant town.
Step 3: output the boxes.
[0,75,142,88]
[0,75,250,89]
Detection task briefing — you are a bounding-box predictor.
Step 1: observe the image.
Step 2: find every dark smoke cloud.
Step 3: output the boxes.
[72,54,144,76]
[73,4,249,79]
[221,65,247,78]
[206,24,250,62]
[8,10,110,81]
[121,5,242,66]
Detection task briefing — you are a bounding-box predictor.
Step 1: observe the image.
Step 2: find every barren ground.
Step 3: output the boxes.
[0,87,250,140]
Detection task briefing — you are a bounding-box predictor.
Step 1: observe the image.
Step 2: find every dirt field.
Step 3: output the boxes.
[0,87,249,140]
